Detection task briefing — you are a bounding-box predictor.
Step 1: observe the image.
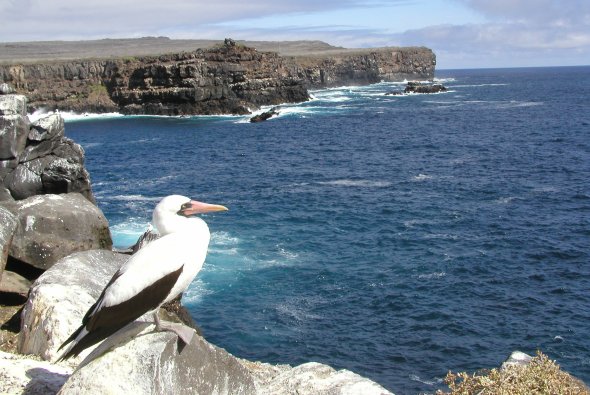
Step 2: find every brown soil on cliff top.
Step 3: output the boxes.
[0,37,416,64]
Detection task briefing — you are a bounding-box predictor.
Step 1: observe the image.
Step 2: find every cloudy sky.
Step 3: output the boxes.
[1,0,589,69]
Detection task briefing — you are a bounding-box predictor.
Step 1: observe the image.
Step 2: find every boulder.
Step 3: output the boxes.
[0,114,28,160]
[0,83,16,95]
[0,206,17,281]
[0,94,27,116]
[250,108,279,123]
[19,249,127,362]
[59,327,258,394]
[0,270,31,297]
[0,109,96,203]
[252,361,393,394]
[4,193,112,270]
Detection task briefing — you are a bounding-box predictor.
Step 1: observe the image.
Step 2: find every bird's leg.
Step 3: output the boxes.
[152,311,195,346]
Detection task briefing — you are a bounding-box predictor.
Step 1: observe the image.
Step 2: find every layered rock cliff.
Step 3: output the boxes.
[0,39,435,115]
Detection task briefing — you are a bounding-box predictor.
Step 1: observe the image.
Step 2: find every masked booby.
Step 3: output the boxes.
[57,194,227,360]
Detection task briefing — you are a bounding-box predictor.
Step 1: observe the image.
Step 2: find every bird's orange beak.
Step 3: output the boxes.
[182,200,228,216]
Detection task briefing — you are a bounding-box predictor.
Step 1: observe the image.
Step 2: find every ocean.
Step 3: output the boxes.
[63,66,590,394]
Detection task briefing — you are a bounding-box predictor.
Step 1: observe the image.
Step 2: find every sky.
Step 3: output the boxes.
[1,0,589,69]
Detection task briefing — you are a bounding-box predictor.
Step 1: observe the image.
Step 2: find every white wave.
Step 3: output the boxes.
[277,246,299,260]
[417,272,447,280]
[110,219,152,248]
[412,174,432,181]
[28,109,126,123]
[82,142,103,149]
[182,278,213,305]
[409,374,443,386]
[433,77,456,83]
[495,196,518,204]
[403,219,435,228]
[211,231,240,246]
[62,111,124,122]
[318,179,392,188]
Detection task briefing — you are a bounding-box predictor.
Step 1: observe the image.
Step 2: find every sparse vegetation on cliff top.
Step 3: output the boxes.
[437,351,589,395]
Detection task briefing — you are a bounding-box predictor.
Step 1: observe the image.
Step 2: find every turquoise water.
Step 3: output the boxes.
[65,66,590,394]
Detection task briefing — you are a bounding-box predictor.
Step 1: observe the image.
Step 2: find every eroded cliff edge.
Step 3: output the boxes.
[0,39,436,115]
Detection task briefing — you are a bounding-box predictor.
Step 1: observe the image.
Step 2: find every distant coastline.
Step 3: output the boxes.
[0,37,436,116]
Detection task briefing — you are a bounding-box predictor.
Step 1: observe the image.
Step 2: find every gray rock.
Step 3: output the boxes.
[0,94,26,116]
[0,114,28,160]
[501,350,533,370]
[0,83,16,95]
[4,162,44,199]
[0,270,31,296]
[28,114,64,142]
[0,351,72,394]
[251,361,393,395]
[0,205,17,281]
[60,327,257,395]
[19,249,127,362]
[19,248,394,394]
[5,193,112,270]
[0,111,96,203]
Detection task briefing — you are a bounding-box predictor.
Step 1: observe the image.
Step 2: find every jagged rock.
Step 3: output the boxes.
[0,115,28,160]
[0,351,72,394]
[0,83,15,95]
[19,249,127,362]
[0,107,95,203]
[250,108,279,122]
[253,361,393,394]
[59,327,258,394]
[0,270,31,296]
[0,94,26,116]
[404,81,447,94]
[3,194,112,270]
[0,206,17,282]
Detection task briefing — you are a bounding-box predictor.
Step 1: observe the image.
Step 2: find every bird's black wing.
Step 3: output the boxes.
[57,265,183,360]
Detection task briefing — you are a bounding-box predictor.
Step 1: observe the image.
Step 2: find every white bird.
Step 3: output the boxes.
[57,194,228,361]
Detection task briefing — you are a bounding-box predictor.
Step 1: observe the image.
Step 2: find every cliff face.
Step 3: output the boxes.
[0,41,435,115]
[291,47,436,88]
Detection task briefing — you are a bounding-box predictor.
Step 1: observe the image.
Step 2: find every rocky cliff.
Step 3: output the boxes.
[0,39,435,115]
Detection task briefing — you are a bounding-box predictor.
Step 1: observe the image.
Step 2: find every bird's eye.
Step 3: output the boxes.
[177,201,192,216]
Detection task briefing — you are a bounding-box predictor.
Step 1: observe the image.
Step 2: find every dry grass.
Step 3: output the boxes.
[437,351,589,395]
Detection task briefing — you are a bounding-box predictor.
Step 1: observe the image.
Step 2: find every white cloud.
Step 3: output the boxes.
[1,0,589,68]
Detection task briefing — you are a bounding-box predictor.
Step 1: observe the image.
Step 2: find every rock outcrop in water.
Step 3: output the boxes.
[0,39,436,116]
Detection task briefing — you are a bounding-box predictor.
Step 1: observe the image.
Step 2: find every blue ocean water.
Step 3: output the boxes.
[64,66,590,394]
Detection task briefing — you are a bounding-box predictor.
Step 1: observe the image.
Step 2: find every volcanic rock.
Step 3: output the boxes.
[3,193,112,270]
[404,81,447,94]
[0,206,17,281]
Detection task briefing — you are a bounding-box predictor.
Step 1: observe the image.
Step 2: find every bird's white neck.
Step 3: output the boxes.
[153,213,209,239]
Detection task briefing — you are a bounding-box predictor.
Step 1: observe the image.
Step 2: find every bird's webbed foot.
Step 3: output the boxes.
[152,312,195,345]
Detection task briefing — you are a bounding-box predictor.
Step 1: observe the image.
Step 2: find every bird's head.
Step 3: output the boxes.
[153,195,228,235]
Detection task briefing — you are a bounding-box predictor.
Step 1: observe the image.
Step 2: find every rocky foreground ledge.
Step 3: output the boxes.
[0,91,393,393]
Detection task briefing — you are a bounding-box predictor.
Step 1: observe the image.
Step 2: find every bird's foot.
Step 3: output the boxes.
[154,319,195,345]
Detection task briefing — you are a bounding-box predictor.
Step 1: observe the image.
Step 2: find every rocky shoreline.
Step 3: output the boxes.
[0,90,394,394]
[0,38,435,116]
